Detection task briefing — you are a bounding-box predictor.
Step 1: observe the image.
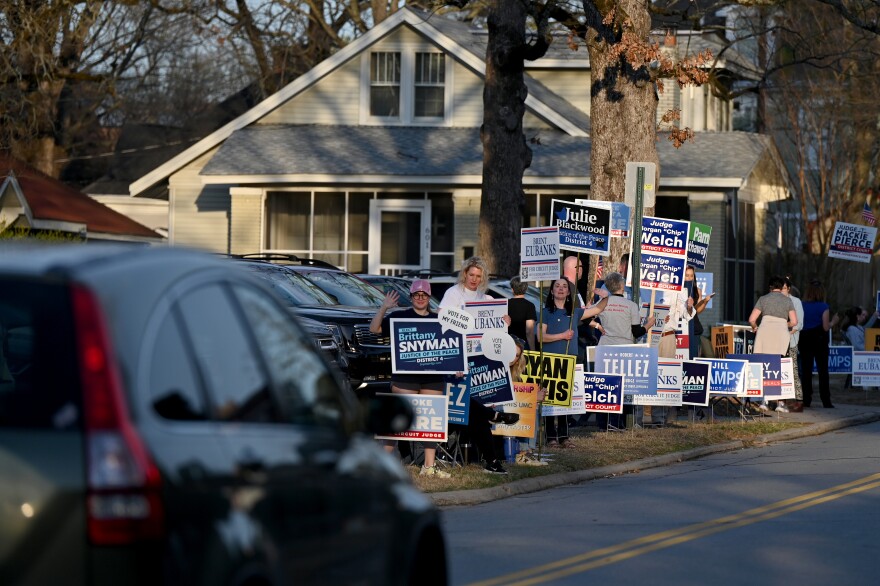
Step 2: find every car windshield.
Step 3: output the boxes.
[246,266,336,306]
[302,271,387,307]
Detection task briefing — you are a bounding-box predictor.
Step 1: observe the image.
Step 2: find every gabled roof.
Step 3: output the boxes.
[200,125,783,195]
[129,7,590,197]
[0,153,162,242]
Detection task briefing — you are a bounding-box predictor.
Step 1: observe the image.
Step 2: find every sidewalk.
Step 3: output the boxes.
[430,400,880,508]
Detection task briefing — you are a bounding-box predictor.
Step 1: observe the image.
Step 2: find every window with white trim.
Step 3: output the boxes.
[364,50,448,124]
[414,52,445,117]
[370,52,400,117]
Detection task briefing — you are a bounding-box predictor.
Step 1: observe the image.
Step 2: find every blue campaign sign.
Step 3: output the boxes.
[696,272,714,309]
[641,216,690,258]
[681,360,711,406]
[594,344,658,399]
[551,199,612,255]
[639,252,686,292]
[582,372,624,414]
[577,200,631,237]
[445,379,471,425]
[695,358,748,395]
[730,353,782,398]
[467,353,514,405]
[390,318,467,374]
[813,346,853,374]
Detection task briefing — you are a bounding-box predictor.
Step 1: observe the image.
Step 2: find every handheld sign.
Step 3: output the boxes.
[520,227,561,282]
[375,392,448,442]
[390,319,467,374]
[551,199,612,255]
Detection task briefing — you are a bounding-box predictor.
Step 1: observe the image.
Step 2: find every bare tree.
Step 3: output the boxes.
[0,1,203,175]
[763,1,880,304]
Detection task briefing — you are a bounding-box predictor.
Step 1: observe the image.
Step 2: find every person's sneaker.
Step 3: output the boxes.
[419,465,451,478]
[757,403,771,412]
[775,403,790,413]
[483,460,508,475]
[498,412,520,425]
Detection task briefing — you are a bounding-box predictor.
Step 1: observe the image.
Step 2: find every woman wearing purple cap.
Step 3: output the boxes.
[370,279,452,478]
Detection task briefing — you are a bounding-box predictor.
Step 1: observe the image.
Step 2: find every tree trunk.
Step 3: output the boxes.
[585,0,659,274]
[477,1,531,279]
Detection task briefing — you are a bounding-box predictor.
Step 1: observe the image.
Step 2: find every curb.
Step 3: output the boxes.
[430,412,880,508]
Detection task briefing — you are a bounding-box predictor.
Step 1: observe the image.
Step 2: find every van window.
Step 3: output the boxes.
[0,279,80,429]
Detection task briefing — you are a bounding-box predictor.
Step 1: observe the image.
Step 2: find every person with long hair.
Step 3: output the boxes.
[439,256,490,308]
[841,305,878,351]
[798,279,839,408]
[539,277,607,447]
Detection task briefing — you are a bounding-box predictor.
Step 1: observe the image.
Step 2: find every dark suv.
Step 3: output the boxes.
[0,243,446,586]
[233,255,395,395]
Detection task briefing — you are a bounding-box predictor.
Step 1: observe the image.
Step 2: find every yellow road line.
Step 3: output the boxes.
[468,472,880,586]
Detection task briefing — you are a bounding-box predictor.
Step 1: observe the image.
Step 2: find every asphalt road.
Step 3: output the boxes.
[443,420,880,586]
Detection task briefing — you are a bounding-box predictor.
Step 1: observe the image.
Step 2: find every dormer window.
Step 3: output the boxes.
[370,52,401,117]
[363,49,450,125]
[414,53,445,117]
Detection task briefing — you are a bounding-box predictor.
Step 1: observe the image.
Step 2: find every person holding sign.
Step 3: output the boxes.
[540,277,607,446]
[656,278,696,424]
[595,271,655,429]
[440,256,491,308]
[370,279,451,478]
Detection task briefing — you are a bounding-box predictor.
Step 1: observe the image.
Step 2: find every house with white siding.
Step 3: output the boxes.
[128,7,789,322]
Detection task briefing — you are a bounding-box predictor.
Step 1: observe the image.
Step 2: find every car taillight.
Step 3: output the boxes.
[71,285,164,545]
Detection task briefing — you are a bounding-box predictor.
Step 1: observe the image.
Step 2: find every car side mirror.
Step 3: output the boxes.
[363,394,413,436]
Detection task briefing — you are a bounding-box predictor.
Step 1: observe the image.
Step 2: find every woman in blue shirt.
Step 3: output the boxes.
[798,279,840,408]
[539,277,607,447]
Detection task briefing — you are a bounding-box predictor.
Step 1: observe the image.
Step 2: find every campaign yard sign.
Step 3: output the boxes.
[813,346,853,374]
[551,199,612,255]
[464,299,508,354]
[391,319,467,374]
[852,351,880,386]
[520,227,561,282]
[681,360,712,406]
[639,252,687,291]
[445,378,471,425]
[828,221,877,263]
[865,328,880,351]
[375,393,448,442]
[711,325,734,359]
[654,360,684,406]
[577,200,631,238]
[730,353,781,398]
[542,364,586,416]
[780,358,796,399]
[593,344,658,404]
[582,372,624,414]
[491,382,540,439]
[696,357,748,396]
[744,362,764,398]
[522,350,577,407]
[641,216,690,257]
[687,222,712,270]
[466,353,514,406]
[696,272,714,309]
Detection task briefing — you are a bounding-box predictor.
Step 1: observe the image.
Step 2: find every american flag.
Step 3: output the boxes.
[863,201,876,226]
[595,256,604,280]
